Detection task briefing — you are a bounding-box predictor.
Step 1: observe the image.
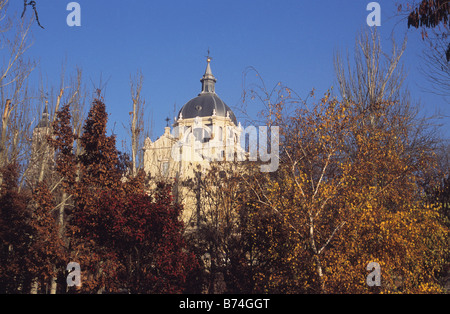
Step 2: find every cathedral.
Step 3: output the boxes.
[142,57,246,224]
[143,56,245,180]
[30,56,247,226]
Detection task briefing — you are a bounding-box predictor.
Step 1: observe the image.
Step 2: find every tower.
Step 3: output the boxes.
[29,101,53,185]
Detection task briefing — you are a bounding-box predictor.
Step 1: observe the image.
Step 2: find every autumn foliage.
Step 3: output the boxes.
[0,98,198,293]
[405,0,449,29]
[232,88,449,293]
[1,71,449,294]
[64,99,197,293]
[0,0,448,296]
[0,164,34,293]
[1,90,448,294]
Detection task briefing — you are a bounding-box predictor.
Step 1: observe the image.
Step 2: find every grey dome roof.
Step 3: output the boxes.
[177,56,237,125]
[178,93,237,125]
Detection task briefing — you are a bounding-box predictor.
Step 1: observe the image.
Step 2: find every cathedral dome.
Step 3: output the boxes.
[178,93,237,125]
[177,56,237,125]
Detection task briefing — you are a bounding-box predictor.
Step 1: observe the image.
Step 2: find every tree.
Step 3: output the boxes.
[0,163,66,294]
[326,102,448,293]
[0,0,37,188]
[92,182,198,293]
[241,90,448,293]
[40,69,87,293]
[404,0,449,30]
[397,0,450,96]
[0,163,33,293]
[128,70,146,177]
[21,0,45,29]
[238,40,449,292]
[251,93,356,293]
[50,97,197,293]
[334,28,408,120]
[28,181,66,293]
[183,163,251,293]
[236,173,310,293]
[420,29,450,97]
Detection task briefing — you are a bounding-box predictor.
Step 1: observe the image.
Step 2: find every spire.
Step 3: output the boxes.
[200,52,217,95]
[36,101,50,129]
[43,100,48,114]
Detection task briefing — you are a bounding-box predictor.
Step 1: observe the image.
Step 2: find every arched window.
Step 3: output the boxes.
[193,127,203,142]
[193,126,211,143]
[218,126,223,141]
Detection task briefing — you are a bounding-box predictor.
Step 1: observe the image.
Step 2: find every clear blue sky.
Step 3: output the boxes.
[7,0,449,148]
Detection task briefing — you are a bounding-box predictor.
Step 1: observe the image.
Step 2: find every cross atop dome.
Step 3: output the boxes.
[206,48,212,63]
[200,50,217,95]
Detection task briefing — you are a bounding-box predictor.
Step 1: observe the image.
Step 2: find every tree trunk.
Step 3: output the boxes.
[309,214,325,293]
[0,99,11,188]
